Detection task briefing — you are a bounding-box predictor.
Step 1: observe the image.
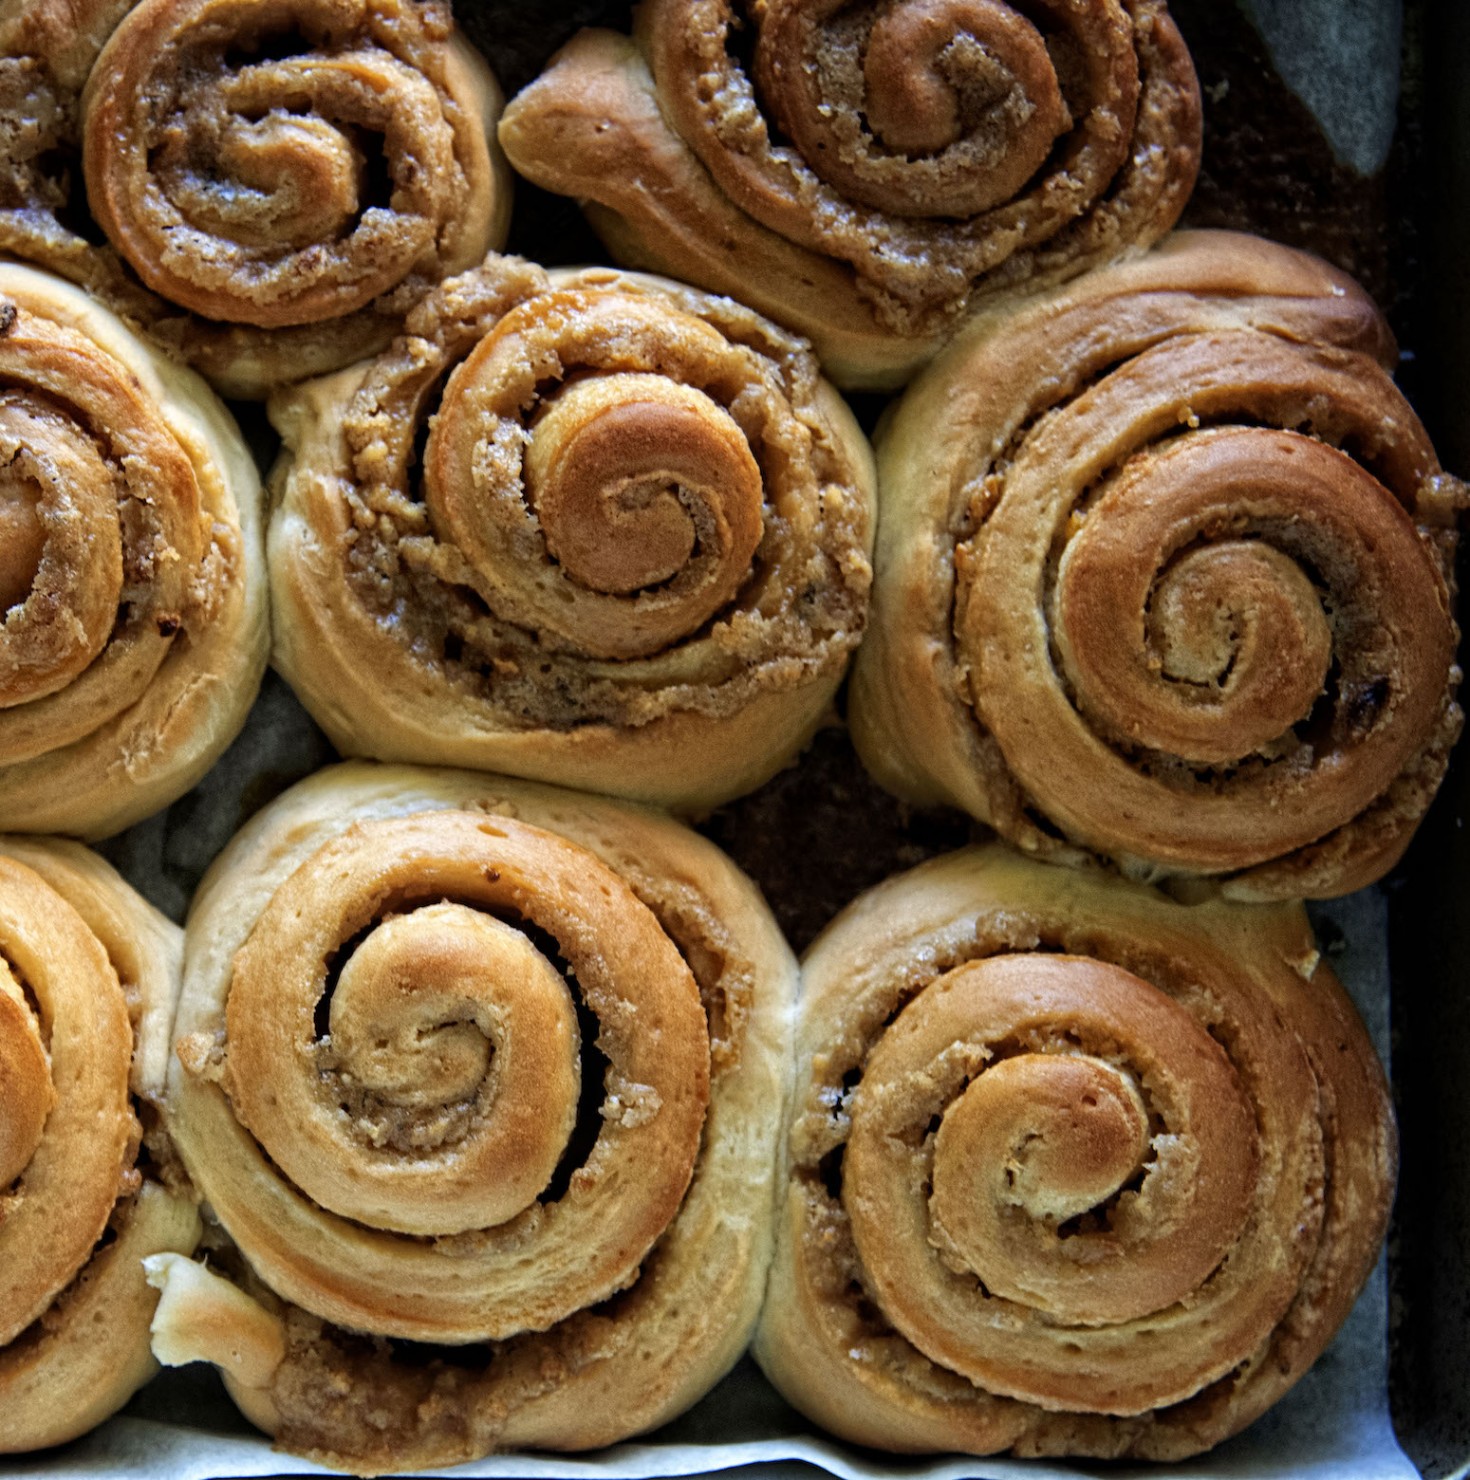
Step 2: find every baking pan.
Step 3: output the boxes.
[1385,0,1470,1472]
[4,0,1463,1475]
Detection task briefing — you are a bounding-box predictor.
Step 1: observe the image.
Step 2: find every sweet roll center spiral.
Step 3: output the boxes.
[864,0,1065,177]
[932,1052,1150,1246]
[1056,430,1342,765]
[82,0,462,326]
[755,0,1070,218]
[416,273,815,661]
[166,108,367,251]
[319,902,580,1232]
[1149,541,1332,706]
[524,375,756,595]
[0,958,52,1187]
[1149,548,1247,686]
[330,907,495,1109]
[217,812,713,1337]
[844,952,1260,1359]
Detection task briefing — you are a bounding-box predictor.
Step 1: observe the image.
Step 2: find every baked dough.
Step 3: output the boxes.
[0,261,267,838]
[850,230,1464,899]
[150,760,795,1472]
[498,0,1201,390]
[267,257,875,813]
[0,836,200,1454]
[756,843,1395,1459]
[0,0,510,398]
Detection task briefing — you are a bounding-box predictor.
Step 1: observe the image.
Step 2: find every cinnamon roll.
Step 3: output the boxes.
[0,0,509,398]
[497,0,1202,390]
[148,761,795,1471]
[850,231,1464,899]
[756,843,1394,1459]
[0,262,266,839]
[0,836,200,1454]
[267,257,875,812]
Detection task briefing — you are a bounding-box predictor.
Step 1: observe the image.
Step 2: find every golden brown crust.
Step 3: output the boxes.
[157,761,796,1472]
[0,0,510,398]
[0,836,200,1455]
[267,257,875,813]
[498,1,1201,390]
[849,230,1463,899]
[754,844,1395,1460]
[0,262,267,839]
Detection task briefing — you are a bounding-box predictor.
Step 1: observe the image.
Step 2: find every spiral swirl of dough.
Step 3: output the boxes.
[180,806,709,1340]
[497,0,1201,388]
[0,262,265,838]
[755,844,1395,1460]
[0,0,508,396]
[423,301,766,662]
[268,256,874,811]
[0,838,199,1454]
[153,763,795,1470]
[851,232,1464,898]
